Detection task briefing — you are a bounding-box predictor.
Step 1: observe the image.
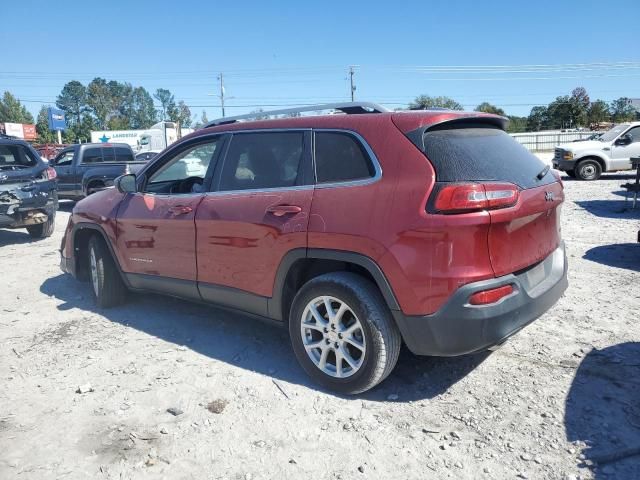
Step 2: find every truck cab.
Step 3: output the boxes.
[553,122,640,180]
[51,143,143,199]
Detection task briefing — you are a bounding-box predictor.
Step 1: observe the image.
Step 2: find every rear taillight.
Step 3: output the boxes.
[430,182,519,214]
[468,284,514,305]
[44,167,57,180]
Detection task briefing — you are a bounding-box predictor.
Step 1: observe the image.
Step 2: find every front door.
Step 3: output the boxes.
[116,136,223,297]
[51,149,77,196]
[195,130,313,315]
[610,126,640,170]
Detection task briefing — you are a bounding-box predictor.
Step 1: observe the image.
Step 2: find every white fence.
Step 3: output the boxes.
[510,131,596,152]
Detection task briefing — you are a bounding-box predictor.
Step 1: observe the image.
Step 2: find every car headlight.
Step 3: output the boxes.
[563,151,573,160]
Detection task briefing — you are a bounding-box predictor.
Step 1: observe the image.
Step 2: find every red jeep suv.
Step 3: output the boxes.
[60,102,568,394]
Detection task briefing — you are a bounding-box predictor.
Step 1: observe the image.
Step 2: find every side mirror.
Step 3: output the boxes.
[115,174,137,194]
[615,134,632,146]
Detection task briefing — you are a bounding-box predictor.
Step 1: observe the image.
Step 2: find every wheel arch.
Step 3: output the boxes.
[575,154,607,172]
[269,248,401,323]
[71,223,129,285]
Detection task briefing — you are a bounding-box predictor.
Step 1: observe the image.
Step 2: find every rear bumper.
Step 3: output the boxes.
[60,253,76,277]
[393,242,568,356]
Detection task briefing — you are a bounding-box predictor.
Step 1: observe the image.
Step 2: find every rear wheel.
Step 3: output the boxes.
[88,235,127,308]
[86,181,105,195]
[289,272,401,394]
[26,212,55,238]
[575,159,602,180]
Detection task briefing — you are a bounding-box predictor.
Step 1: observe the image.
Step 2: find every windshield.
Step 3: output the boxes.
[600,124,629,142]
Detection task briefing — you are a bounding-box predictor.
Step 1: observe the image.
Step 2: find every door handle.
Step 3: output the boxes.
[169,205,193,215]
[266,204,302,216]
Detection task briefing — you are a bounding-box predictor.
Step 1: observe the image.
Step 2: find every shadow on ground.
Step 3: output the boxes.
[583,243,640,272]
[565,342,640,479]
[40,273,488,401]
[0,228,40,246]
[574,199,640,219]
[561,173,637,182]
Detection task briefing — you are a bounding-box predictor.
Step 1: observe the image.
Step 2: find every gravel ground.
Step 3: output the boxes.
[1,163,639,480]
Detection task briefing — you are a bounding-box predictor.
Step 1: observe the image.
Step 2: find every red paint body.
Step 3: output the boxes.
[62,111,563,316]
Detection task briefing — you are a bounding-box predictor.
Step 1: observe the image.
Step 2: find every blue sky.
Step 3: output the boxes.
[2,0,639,121]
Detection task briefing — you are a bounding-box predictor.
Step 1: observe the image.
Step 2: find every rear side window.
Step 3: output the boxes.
[422,126,555,189]
[115,147,134,162]
[0,145,38,167]
[83,148,103,163]
[314,132,375,183]
[218,132,304,191]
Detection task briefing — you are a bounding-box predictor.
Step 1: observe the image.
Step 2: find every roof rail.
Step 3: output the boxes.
[203,102,388,128]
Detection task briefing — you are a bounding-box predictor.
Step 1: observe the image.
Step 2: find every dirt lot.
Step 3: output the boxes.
[1,165,639,480]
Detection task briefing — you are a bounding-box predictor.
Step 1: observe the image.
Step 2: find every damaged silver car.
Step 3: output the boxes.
[0,136,58,238]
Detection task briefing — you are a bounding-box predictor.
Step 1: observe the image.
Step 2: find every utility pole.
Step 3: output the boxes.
[218,73,225,117]
[349,66,356,102]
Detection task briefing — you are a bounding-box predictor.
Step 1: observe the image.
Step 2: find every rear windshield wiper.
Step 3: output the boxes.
[536,165,550,180]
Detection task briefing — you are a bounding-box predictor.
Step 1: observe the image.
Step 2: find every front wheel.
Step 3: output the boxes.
[88,235,127,308]
[26,212,55,238]
[289,272,401,394]
[575,159,602,180]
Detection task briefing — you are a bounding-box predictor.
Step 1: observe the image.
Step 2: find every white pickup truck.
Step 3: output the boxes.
[552,122,640,180]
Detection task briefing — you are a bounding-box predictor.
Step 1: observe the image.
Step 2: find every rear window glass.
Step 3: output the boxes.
[315,132,375,183]
[0,145,37,167]
[115,147,134,162]
[422,126,555,189]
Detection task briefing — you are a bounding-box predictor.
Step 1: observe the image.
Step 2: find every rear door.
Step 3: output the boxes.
[195,130,313,315]
[115,136,223,295]
[421,125,563,277]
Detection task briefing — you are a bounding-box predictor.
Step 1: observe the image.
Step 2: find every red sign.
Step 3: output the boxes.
[22,124,36,141]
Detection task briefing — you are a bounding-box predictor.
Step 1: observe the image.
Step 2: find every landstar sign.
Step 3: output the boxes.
[47,108,67,131]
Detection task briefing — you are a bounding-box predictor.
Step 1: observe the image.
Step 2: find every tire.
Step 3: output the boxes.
[289,272,401,394]
[87,235,127,308]
[26,212,55,238]
[575,159,602,180]
[565,170,576,178]
[86,182,104,196]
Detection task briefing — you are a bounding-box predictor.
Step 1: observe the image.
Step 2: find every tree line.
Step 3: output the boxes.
[408,88,638,132]
[1,84,638,143]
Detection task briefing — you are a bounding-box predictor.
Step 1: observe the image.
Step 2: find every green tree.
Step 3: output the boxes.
[36,106,56,143]
[527,106,549,131]
[587,99,611,126]
[168,100,192,127]
[86,78,113,129]
[56,81,87,127]
[409,95,463,110]
[0,91,34,123]
[506,116,527,133]
[154,88,175,120]
[124,87,157,129]
[475,102,505,116]
[610,97,636,123]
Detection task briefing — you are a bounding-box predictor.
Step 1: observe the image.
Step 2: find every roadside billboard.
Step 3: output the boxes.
[0,122,37,140]
[47,108,67,131]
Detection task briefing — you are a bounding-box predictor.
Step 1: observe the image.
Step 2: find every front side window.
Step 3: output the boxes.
[54,150,74,166]
[625,126,640,143]
[146,139,219,189]
[314,131,375,183]
[218,132,304,191]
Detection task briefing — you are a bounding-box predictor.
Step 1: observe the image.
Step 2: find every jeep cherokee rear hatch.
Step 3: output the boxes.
[405,119,563,277]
